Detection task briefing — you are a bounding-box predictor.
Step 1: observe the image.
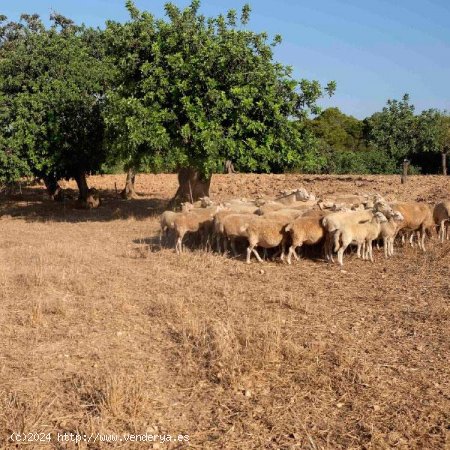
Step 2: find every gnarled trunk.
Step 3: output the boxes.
[170,167,211,206]
[225,160,236,174]
[121,168,138,199]
[43,174,64,201]
[442,151,447,176]
[74,171,100,208]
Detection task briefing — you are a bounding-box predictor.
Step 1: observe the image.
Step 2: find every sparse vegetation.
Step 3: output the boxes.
[0,173,448,449]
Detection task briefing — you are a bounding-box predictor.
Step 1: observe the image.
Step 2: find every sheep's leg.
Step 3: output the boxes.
[333,231,341,253]
[287,246,296,265]
[175,235,183,254]
[367,240,374,262]
[280,239,287,262]
[247,245,263,263]
[254,247,264,262]
[215,234,222,253]
[337,246,345,266]
[420,229,426,252]
[246,246,252,264]
[439,220,445,242]
[356,243,362,259]
[230,237,238,257]
[223,236,229,255]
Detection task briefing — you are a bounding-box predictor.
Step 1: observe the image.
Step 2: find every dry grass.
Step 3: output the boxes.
[0,173,449,449]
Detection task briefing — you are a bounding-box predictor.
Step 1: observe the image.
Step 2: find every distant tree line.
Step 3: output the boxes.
[301,95,450,175]
[0,2,448,206]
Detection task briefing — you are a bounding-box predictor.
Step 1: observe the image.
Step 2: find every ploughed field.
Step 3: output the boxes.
[0,174,449,449]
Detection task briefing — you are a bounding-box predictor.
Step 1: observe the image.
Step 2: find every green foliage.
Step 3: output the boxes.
[0,13,112,185]
[366,94,417,163]
[104,1,335,177]
[308,107,369,153]
[416,109,450,154]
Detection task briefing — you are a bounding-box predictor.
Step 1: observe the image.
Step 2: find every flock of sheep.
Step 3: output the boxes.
[159,188,450,265]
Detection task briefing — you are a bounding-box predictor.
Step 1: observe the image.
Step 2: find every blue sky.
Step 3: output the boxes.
[3,0,450,119]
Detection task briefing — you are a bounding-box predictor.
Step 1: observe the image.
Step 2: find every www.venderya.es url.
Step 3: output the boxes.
[9,431,189,444]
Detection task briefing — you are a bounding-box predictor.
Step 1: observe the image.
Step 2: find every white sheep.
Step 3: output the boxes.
[378,211,404,258]
[334,211,388,265]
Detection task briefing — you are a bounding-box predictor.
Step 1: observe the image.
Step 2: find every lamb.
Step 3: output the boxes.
[174,206,223,254]
[239,217,288,264]
[378,211,404,258]
[334,211,388,265]
[321,201,394,261]
[391,202,434,251]
[433,201,450,242]
[284,216,326,264]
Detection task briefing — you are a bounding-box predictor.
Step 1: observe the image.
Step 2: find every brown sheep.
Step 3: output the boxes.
[285,216,326,264]
[391,202,434,251]
[433,201,450,242]
[239,217,288,264]
[174,206,222,254]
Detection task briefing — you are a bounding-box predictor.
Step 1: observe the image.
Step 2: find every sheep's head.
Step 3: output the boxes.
[374,201,395,218]
[181,202,194,212]
[393,211,404,222]
[374,212,388,223]
[294,188,311,201]
[200,196,213,207]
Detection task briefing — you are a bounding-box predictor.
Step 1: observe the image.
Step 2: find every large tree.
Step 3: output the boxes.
[0,13,112,203]
[104,1,335,201]
[417,109,450,175]
[366,94,417,168]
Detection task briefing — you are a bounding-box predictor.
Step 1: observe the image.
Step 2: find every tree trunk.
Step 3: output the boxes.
[442,151,447,176]
[75,171,90,201]
[224,160,236,174]
[170,167,211,206]
[43,174,64,201]
[74,172,100,209]
[121,168,138,199]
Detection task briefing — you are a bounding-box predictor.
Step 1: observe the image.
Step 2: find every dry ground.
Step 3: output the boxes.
[0,173,449,450]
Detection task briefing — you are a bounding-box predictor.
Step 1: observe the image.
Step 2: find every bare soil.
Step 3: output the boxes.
[0,173,449,449]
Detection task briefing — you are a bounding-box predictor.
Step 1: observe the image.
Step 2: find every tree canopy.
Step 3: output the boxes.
[0,2,447,201]
[0,13,112,198]
[103,1,336,180]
